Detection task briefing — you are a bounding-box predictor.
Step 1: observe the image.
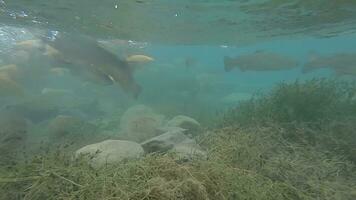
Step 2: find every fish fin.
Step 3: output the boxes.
[91,68,116,85]
[119,81,142,99]
[126,55,154,64]
[223,56,235,72]
[107,74,115,82]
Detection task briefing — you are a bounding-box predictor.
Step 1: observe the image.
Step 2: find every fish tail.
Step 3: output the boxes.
[120,80,142,99]
[223,56,234,72]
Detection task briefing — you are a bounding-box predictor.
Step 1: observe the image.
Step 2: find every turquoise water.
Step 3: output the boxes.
[1,1,356,199]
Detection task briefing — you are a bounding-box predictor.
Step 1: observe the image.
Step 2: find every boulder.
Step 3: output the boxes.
[141,128,187,153]
[0,112,28,165]
[75,140,144,168]
[141,128,206,160]
[172,138,207,160]
[166,115,201,137]
[120,105,165,142]
[47,115,97,147]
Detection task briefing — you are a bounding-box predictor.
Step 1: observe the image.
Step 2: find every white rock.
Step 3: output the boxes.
[141,128,206,160]
[75,140,144,168]
[167,115,201,137]
[141,128,187,153]
[173,138,207,160]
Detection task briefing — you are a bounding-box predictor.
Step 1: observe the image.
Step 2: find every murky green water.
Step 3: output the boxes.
[1,1,356,199]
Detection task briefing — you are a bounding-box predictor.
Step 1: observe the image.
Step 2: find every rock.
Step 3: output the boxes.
[75,140,144,168]
[120,105,165,142]
[173,138,207,160]
[0,112,28,165]
[141,128,206,160]
[47,115,97,149]
[141,128,187,153]
[166,115,201,137]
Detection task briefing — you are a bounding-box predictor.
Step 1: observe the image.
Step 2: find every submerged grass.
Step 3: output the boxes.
[1,78,356,199]
[222,78,356,125]
[1,125,355,200]
[222,78,356,163]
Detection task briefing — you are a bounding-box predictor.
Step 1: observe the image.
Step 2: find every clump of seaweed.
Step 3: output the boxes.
[201,126,356,200]
[222,78,356,163]
[0,150,283,200]
[1,124,355,200]
[223,78,356,125]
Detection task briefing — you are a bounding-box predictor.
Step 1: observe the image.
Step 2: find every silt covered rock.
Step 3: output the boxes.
[141,128,206,160]
[167,115,201,137]
[47,115,98,148]
[75,139,144,168]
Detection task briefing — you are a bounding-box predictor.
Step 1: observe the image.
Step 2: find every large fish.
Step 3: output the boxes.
[37,33,141,98]
[0,72,24,97]
[303,53,356,76]
[224,51,298,72]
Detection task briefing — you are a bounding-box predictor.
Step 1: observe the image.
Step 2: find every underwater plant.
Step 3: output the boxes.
[222,78,356,163]
[1,124,355,200]
[222,78,356,125]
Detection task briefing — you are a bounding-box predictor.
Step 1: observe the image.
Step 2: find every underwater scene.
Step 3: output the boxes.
[1,0,356,199]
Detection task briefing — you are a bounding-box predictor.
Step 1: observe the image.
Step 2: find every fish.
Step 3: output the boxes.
[2,98,59,123]
[0,64,21,79]
[126,54,154,71]
[15,39,59,61]
[15,39,44,50]
[41,88,73,96]
[39,33,142,98]
[303,52,356,76]
[49,67,70,76]
[0,72,24,97]
[126,54,154,64]
[224,51,298,72]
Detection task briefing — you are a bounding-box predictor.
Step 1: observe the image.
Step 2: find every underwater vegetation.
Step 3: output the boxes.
[223,79,356,124]
[1,78,355,200]
[222,78,356,163]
